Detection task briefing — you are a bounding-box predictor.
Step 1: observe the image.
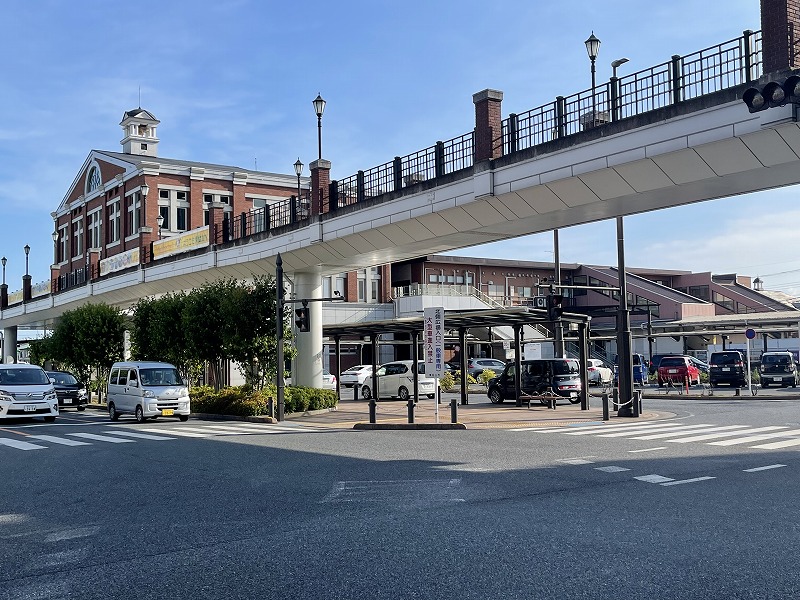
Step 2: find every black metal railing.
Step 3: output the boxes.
[55,266,88,294]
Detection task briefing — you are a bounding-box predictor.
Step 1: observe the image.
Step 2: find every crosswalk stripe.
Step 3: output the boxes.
[624,425,751,440]
[743,464,786,472]
[102,431,176,441]
[557,422,692,435]
[525,421,673,435]
[661,476,715,486]
[709,428,800,446]
[665,426,788,443]
[751,438,800,450]
[635,474,674,483]
[67,433,134,443]
[0,438,46,450]
[29,435,91,446]
[563,423,714,436]
[136,428,211,438]
[597,424,724,439]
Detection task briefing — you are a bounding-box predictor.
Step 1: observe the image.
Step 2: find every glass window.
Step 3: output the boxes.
[177,207,187,231]
[159,206,170,230]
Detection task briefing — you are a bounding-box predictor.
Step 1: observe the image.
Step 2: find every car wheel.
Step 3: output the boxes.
[179,415,189,422]
[398,386,410,401]
[361,385,372,400]
[108,402,119,421]
[568,396,581,404]
[488,388,503,404]
[44,416,56,423]
[135,405,146,424]
[428,394,435,399]
[77,405,86,411]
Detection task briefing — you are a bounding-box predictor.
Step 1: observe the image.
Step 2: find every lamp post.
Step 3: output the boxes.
[0,257,6,311]
[294,158,303,213]
[156,214,164,240]
[1,257,6,285]
[585,32,601,127]
[24,244,30,276]
[312,93,326,160]
[610,57,629,122]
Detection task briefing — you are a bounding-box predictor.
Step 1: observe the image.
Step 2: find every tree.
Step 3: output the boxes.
[182,280,233,389]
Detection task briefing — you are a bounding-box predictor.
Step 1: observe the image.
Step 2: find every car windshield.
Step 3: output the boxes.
[763,355,790,365]
[345,366,369,373]
[47,372,78,385]
[0,367,51,385]
[139,368,183,386]
[711,353,739,366]
[553,360,580,375]
[660,357,684,367]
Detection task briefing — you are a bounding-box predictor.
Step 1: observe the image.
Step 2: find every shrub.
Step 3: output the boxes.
[477,369,497,384]
[439,372,455,391]
[189,384,337,417]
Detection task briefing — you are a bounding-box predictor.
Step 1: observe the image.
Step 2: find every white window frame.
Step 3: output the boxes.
[72,217,84,261]
[107,198,121,244]
[88,208,102,250]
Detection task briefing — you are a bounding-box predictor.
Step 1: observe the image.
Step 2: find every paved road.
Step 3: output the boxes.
[1,398,799,599]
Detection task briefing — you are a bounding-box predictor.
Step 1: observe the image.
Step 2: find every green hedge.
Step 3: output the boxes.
[190,384,338,417]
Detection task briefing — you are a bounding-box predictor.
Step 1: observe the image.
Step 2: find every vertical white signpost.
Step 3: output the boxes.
[424,306,445,424]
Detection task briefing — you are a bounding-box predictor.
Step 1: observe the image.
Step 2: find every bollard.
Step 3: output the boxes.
[602,392,609,421]
[636,389,643,416]
[734,388,741,396]
[369,398,376,424]
[408,396,415,423]
[268,397,274,419]
[354,384,359,402]
[685,376,689,395]
[612,387,619,411]
[550,395,557,410]
[450,398,458,423]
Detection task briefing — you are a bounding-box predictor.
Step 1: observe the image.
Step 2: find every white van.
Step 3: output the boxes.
[107,361,190,423]
[0,363,59,422]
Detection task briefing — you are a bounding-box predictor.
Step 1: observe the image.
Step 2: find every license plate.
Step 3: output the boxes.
[63,399,72,404]
[668,369,678,374]
[162,409,174,416]
[24,405,36,412]
[570,392,578,397]
[774,377,782,382]
[722,367,730,372]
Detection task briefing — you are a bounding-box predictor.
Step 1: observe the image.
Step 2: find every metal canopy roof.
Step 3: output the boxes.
[322,306,590,338]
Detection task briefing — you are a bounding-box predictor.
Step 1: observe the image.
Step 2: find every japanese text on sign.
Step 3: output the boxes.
[423,306,445,377]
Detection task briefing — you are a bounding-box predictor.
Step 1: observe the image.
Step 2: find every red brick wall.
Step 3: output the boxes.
[762,0,800,71]
[473,90,503,162]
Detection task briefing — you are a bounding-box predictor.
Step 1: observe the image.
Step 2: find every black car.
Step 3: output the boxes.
[487,358,582,405]
[708,351,747,388]
[46,370,88,410]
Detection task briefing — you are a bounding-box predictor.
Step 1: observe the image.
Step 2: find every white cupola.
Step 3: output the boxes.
[120,108,160,156]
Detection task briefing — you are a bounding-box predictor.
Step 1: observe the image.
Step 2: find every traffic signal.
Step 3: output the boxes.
[742,75,800,112]
[547,293,563,321]
[294,306,310,332]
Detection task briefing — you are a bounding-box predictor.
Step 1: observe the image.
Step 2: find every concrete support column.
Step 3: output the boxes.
[3,326,18,363]
[473,89,504,162]
[294,271,323,388]
[310,159,331,216]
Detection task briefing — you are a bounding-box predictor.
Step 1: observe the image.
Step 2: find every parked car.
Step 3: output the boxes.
[586,359,613,385]
[708,350,747,387]
[0,363,59,422]
[486,358,582,405]
[340,365,373,388]
[657,356,701,387]
[360,360,437,401]
[322,369,337,390]
[46,370,88,410]
[107,361,190,423]
[614,353,648,385]
[648,354,673,376]
[760,351,798,388]
[689,357,710,373]
[447,358,507,379]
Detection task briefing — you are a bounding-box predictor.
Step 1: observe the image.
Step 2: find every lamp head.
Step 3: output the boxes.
[611,57,629,69]
[313,93,326,118]
[1,257,5,268]
[52,230,59,242]
[156,214,164,228]
[585,32,601,61]
[294,158,303,176]
[24,244,30,256]
[140,183,149,199]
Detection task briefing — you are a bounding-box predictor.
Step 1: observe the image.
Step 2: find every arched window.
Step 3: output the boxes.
[86,166,102,194]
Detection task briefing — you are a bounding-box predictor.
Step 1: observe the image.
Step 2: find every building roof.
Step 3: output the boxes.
[94,150,291,179]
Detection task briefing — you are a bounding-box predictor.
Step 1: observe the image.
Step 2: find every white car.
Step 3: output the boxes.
[339,364,373,388]
[586,359,613,385]
[360,360,437,401]
[0,363,59,422]
[322,369,337,390]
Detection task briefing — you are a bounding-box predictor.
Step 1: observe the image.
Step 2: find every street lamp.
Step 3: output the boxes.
[156,214,164,240]
[294,157,303,201]
[585,32,601,127]
[1,257,6,285]
[140,183,149,199]
[51,230,59,264]
[312,93,326,160]
[24,244,30,276]
[611,57,629,78]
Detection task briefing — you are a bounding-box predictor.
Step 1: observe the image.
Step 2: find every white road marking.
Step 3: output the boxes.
[594,466,630,473]
[562,422,711,436]
[627,447,667,453]
[560,458,595,465]
[29,435,91,446]
[635,474,675,484]
[67,433,134,443]
[660,476,716,486]
[0,438,46,450]
[102,431,176,441]
[615,425,748,440]
[665,426,788,443]
[135,428,210,438]
[709,428,800,446]
[743,464,786,472]
[751,438,800,450]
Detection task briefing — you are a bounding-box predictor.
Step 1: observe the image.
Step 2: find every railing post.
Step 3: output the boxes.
[239,212,247,238]
[263,204,271,233]
[671,54,682,105]
[555,96,566,139]
[222,213,230,243]
[743,29,753,83]
[393,156,403,192]
[434,141,445,178]
[507,113,518,154]
[329,180,339,211]
[290,194,297,223]
[356,171,365,204]
[610,77,620,122]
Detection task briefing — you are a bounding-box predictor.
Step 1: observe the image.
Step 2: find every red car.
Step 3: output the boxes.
[657,356,701,387]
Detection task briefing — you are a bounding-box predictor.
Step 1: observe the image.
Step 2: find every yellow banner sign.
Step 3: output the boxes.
[32,280,51,298]
[7,289,24,305]
[100,248,140,277]
[152,226,210,260]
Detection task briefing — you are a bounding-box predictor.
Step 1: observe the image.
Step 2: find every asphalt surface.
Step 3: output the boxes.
[2,390,799,599]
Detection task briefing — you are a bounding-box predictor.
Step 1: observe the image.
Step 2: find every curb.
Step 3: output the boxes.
[353,422,467,430]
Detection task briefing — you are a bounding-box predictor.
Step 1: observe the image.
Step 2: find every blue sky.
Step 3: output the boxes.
[3,0,795,295]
